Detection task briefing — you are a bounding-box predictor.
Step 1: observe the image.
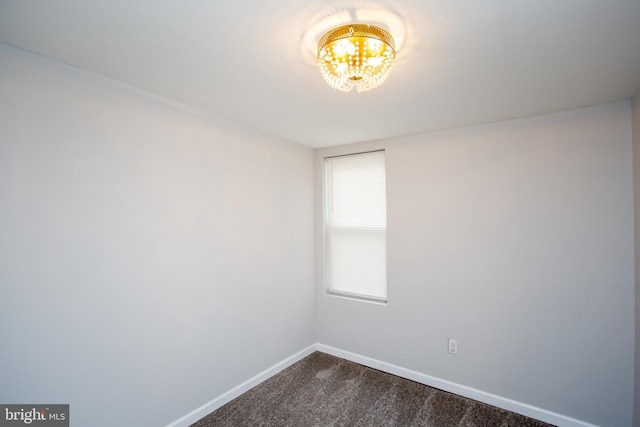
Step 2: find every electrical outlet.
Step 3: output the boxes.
[448,338,458,355]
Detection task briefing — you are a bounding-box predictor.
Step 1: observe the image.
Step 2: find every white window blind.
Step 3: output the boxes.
[325,151,387,301]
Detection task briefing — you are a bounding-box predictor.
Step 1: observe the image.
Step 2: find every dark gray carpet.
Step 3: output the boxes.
[192,352,555,427]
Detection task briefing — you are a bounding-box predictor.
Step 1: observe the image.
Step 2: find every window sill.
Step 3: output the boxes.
[326,291,387,305]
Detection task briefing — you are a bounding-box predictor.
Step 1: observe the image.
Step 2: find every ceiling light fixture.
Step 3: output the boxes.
[317,24,395,93]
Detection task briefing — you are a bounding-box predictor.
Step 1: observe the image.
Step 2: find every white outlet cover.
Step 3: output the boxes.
[448,339,458,355]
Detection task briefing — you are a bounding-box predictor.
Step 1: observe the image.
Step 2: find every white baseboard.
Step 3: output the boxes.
[165,344,317,427]
[316,344,598,427]
[168,343,598,427]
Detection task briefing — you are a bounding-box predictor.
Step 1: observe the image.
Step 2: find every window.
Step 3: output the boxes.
[325,150,387,302]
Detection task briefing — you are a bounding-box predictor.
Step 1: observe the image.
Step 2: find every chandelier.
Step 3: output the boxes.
[317,24,395,93]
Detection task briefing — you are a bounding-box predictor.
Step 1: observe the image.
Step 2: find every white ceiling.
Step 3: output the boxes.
[1,0,639,148]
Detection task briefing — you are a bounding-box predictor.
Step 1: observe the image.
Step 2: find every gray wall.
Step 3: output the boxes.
[0,44,316,427]
[633,88,640,427]
[316,101,635,426]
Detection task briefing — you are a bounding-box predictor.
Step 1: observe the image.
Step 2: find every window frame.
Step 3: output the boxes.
[323,149,388,303]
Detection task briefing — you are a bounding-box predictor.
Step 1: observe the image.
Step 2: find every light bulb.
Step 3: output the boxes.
[367,57,383,67]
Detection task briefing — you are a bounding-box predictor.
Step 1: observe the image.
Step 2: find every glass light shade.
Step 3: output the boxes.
[318,24,395,93]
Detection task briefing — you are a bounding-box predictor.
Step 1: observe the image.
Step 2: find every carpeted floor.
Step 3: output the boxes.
[192,351,555,427]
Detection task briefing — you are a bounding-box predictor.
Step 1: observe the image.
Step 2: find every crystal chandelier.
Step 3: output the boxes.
[317,24,396,93]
